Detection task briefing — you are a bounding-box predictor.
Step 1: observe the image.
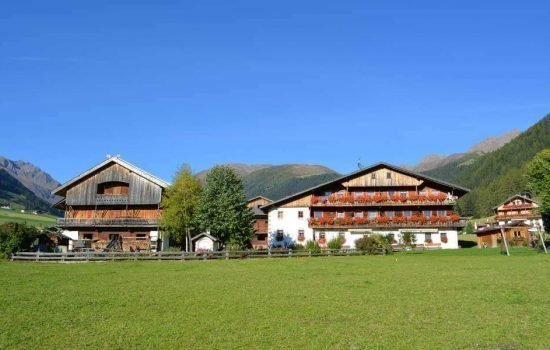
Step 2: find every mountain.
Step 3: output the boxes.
[197,163,341,201]
[424,115,550,217]
[0,157,61,204]
[411,129,520,172]
[0,169,59,214]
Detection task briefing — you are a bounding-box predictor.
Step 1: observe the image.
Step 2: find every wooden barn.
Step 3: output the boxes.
[493,194,543,227]
[52,156,170,252]
[474,222,532,248]
[247,196,272,249]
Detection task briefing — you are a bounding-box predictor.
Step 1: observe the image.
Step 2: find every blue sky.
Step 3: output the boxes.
[1,0,549,183]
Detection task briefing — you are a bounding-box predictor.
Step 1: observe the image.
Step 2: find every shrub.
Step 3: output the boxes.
[0,223,41,258]
[290,243,304,250]
[327,236,345,249]
[355,234,392,255]
[400,231,417,247]
[305,240,321,254]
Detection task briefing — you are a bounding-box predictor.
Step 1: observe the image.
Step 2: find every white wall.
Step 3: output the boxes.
[268,207,312,246]
[195,237,214,251]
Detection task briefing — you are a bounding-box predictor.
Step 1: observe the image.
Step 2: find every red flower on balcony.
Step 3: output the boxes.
[353,217,368,225]
[335,217,345,226]
[437,192,447,201]
[328,194,337,203]
[311,195,319,204]
[428,193,439,202]
[393,216,406,224]
[327,217,334,225]
[418,194,427,201]
[399,194,408,202]
[344,217,353,225]
[318,238,326,244]
[342,194,354,204]
[375,216,390,224]
[391,193,401,202]
[450,214,460,223]
[409,192,419,201]
[429,215,439,224]
[308,218,318,225]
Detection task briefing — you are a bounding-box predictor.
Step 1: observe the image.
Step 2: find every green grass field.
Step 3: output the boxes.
[1,249,549,349]
[0,208,57,227]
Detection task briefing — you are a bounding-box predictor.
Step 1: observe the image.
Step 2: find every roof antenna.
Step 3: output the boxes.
[357,158,364,169]
[106,154,112,159]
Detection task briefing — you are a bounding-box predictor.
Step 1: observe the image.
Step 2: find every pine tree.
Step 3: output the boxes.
[195,166,255,247]
[160,165,202,250]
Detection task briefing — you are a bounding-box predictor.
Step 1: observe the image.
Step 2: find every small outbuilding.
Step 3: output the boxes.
[191,232,220,252]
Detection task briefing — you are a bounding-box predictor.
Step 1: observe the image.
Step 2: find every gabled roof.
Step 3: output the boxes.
[262,162,470,210]
[191,232,219,242]
[492,194,540,210]
[246,196,273,203]
[52,156,170,196]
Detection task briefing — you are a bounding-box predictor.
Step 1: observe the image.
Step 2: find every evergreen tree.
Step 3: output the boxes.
[526,149,550,230]
[160,165,202,250]
[195,166,255,247]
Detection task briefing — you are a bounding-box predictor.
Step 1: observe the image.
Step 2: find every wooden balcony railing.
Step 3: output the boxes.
[309,218,467,229]
[57,218,159,227]
[96,195,129,205]
[311,195,456,207]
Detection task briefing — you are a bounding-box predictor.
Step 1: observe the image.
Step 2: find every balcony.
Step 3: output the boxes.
[96,194,129,205]
[309,216,467,229]
[57,218,159,227]
[311,194,456,207]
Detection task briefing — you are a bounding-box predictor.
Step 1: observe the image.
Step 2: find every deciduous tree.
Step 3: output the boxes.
[160,165,202,250]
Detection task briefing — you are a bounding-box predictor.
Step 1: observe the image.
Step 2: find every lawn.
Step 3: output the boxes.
[1,249,549,349]
[0,208,57,227]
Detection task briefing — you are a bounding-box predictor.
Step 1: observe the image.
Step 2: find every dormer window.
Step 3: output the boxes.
[97,181,129,195]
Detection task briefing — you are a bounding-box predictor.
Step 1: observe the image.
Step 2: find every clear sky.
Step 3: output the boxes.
[1,0,549,183]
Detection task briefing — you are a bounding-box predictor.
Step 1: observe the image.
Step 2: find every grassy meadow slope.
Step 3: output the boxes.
[1,249,549,349]
[0,209,56,227]
[425,114,550,217]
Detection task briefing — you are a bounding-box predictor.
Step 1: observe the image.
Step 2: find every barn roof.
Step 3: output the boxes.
[51,156,170,196]
[262,162,470,210]
[191,232,219,242]
[491,194,540,210]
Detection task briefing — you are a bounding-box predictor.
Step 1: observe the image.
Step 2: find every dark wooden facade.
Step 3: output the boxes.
[474,223,532,248]
[52,157,169,252]
[494,195,540,221]
[247,196,271,249]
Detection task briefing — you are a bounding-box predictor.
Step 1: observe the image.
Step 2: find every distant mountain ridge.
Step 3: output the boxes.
[423,115,550,217]
[0,169,58,214]
[0,156,61,204]
[410,129,521,172]
[197,163,341,201]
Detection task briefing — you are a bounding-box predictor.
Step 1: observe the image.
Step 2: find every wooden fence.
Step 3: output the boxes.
[11,246,441,262]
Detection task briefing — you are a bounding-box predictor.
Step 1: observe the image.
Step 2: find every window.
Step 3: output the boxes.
[405,210,412,218]
[136,233,147,240]
[423,210,431,219]
[336,212,345,218]
[257,234,267,241]
[355,211,363,218]
[298,211,304,219]
[314,211,323,218]
[419,191,426,196]
[276,230,284,241]
[339,232,345,239]
[97,181,129,195]
[514,231,521,238]
[400,191,407,196]
[83,233,93,240]
[324,191,332,197]
[440,232,447,242]
[424,233,432,241]
[298,230,305,240]
[386,172,392,179]
[438,210,445,216]
[277,211,283,219]
[319,232,326,239]
[368,211,377,219]
[371,173,376,180]
[387,211,394,219]
[388,191,395,197]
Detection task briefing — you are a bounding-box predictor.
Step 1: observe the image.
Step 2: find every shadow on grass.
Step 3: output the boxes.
[459,240,477,248]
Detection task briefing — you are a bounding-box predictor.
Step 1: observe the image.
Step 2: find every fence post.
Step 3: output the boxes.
[158,252,162,261]
[288,249,292,259]
[11,253,14,262]
[382,247,386,256]
[308,249,311,257]
[181,251,185,261]
[36,250,39,262]
[268,248,272,258]
[225,251,229,260]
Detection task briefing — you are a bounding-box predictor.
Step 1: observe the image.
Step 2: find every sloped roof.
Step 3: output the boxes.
[262,162,470,210]
[246,196,273,203]
[191,232,219,242]
[492,194,540,210]
[51,156,170,196]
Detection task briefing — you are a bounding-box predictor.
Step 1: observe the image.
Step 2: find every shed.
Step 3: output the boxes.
[191,232,220,252]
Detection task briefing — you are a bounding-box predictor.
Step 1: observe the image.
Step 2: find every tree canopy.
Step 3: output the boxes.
[526,149,550,229]
[195,166,255,247]
[160,165,202,249]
